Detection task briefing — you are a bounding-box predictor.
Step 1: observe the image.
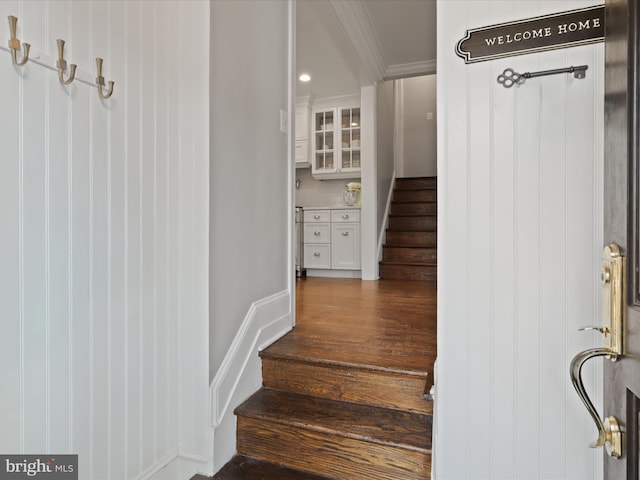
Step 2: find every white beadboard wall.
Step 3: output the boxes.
[437,1,604,479]
[0,1,210,479]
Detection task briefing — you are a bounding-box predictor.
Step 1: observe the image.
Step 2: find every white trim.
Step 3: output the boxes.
[209,290,292,472]
[377,171,396,262]
[288,0,297,328]
[310,93,361,110]
[134,450,179,480]
[360,85,378,280]
[138,451,213,480]
[328,0,386,83]
[385,60,437,80]
[209,290,291,427]
[394,80,405,178]
[306,269,362,279]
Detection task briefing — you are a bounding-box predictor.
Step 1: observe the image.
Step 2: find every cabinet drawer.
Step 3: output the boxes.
[304,244,331,269]
[304,210,331,223]
[303,223,330,244]
[331,209,360,223]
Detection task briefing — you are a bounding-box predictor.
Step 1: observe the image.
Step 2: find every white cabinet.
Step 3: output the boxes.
[303,210,331,269]
[330,209,360,270]
[303,208,360,272]
[311,106,361,179]
[295,101,310,167]
[295,106,309,140]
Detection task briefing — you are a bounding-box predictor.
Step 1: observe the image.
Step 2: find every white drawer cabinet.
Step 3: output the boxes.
[304,210,331,223]
[304,223,330,244]
[303,244,331,269]
[303,208,360,272]
[331,209,360,223]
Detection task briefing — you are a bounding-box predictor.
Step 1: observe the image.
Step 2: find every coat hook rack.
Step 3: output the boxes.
[7,15,30,66]
[497,65,588,88]
[95,57,114,99]
[56,39,77,85]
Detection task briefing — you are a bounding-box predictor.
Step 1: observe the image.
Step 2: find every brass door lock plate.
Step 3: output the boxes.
[601,244,625,357]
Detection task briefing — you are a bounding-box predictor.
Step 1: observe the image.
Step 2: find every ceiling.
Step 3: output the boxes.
[296,0,437,99]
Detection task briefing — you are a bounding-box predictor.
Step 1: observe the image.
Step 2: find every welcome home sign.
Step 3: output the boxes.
[456,5,604,63]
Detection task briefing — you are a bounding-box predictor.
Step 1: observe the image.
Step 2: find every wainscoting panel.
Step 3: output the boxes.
[0,1,210,479]
[437,1,604,479]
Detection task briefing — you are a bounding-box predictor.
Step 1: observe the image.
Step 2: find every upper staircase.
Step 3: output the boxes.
[380,177,437,281]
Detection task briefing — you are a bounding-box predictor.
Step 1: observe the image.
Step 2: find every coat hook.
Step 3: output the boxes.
[7,15,30,66]
[56,39,77,85]
[95,57,114,99]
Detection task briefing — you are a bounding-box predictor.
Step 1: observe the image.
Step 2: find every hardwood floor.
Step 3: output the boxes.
[276,277,436,382]
[205,277,436,480]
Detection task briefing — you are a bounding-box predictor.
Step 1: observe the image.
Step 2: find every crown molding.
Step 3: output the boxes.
[385,59,437,80]
[328,0,386,83]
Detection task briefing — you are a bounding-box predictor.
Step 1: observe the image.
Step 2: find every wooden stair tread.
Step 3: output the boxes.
[381,260,437,267]
[389,213,436,217]
[205,455,333,479]
[236,388,432,453]
[379,264,437,282]
[394,190,437,203]
[395,177,437,191]
[385,231,437,247]
[261,347,431,378]
[261,356,433,414]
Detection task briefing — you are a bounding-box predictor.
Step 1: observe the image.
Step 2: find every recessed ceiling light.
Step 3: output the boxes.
[299,73,311,82]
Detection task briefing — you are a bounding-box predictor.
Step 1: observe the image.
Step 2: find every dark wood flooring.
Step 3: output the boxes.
[197,278,436,480]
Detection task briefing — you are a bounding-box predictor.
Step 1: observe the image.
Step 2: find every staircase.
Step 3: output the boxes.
[204,281,434,479]
[380,177,437,281]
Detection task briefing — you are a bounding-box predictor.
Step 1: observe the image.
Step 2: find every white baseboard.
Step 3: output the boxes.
[306,269,362,279]
[209,289,293,472]
[138,452,212,480]
[135,448,213,480]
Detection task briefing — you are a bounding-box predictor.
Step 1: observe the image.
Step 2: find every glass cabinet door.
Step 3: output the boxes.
[340,107,360,170]
[314,110,334,171]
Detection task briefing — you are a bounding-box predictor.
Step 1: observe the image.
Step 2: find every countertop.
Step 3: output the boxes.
[301,205,360,210]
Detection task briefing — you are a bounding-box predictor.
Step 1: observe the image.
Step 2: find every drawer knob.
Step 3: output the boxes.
[342,214,349,219]
[314,252,321,257]
[342,231,349,236]
[314,214,320,219]
[314,231,321,236]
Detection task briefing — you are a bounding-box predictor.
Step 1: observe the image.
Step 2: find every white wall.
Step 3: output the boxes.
[436,1,604,479]
[295,169,359,208]
[209,0,291,470]
[0,1,210,479]
[397,75,437,178]
[210,0,290,376]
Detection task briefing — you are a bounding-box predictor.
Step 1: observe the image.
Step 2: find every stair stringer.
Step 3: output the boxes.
[377,171,396,267]
[209,290,292,473]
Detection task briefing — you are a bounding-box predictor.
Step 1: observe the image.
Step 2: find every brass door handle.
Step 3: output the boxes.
[569,244,625,458]
[569,347,622,457]
[578,326,610,334]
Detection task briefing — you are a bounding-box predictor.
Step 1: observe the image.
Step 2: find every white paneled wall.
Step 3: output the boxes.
[437,1,604,479]
[0,1,210,479]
